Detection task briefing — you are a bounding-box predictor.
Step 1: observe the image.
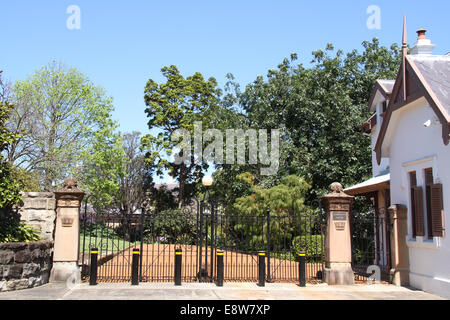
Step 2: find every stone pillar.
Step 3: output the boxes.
[321,183,355,285]
[49,178,85,283]
[388,204,410,286]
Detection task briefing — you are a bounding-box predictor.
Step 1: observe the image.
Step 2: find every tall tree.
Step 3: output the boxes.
[76,119,126,211]
[1,70,40,242]
[142,65,222,206]
[115,132,147,216]
[0,70,21,210]
[7,61,121,191]
[213,39,402,202]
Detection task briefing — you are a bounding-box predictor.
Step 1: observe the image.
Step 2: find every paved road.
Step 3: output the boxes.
[0,282,445,300]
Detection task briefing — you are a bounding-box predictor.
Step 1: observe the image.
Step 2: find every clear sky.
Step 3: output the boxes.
[1,0,450,181]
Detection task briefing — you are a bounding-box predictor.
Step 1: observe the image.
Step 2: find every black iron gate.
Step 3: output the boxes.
[350,208,391,283]
[80,199,325,284]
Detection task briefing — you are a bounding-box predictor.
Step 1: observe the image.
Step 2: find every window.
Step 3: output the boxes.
[410,171,424,238]
[410,168,445,239]
[425,168,434,239]
[430,183,445,238]
[423,168,445,238]
[382,101,388,113]
[410,172,418,238]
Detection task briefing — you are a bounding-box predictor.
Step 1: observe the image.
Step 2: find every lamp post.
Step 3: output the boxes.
[200,176,214,282]
[202,176,213,201]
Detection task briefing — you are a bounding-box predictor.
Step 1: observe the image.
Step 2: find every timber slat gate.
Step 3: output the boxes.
[79,199,325,284]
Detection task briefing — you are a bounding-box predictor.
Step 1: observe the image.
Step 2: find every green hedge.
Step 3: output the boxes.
[291,235,324,261]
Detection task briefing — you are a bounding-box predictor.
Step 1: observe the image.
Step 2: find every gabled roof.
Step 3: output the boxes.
[367,80,395,112]
[413,56,450,116]
[374,55,450,164]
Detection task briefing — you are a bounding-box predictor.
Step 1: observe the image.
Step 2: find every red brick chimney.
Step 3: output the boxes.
[417,29,427,40]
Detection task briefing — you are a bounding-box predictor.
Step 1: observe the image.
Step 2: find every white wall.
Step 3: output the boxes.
[388,99,450,299]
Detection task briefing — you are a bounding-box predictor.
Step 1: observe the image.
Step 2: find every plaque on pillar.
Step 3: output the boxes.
[321,182,355,285]
[50,178,85,283]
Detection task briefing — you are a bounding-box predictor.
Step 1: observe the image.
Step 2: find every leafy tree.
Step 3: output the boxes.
[216,174,315,253]
[10,166,41,192]
[6,61,121,191]
[233,174,312,217]
[115,132,147,216]
[1,70,40,242]
[214,39,401,202]
[0,74,21,210]
[76,120,126,211]
[142,65,222,206]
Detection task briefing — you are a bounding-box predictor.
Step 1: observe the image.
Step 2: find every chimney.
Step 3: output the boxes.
[410,29,436,56]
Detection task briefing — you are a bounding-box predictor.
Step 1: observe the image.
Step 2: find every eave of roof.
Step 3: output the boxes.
[344,174,390,196]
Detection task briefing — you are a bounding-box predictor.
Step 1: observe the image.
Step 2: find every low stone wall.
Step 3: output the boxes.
[0,241,53,292]
[18,192,56,242]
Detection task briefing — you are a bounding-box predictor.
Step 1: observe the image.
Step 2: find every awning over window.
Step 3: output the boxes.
[344,174,390,196]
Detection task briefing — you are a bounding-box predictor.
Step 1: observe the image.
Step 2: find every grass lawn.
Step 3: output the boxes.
[79,234,134,254]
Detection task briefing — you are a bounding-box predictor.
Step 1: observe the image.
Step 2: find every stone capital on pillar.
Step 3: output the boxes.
[50,178,85,283]
[321,182,355,285]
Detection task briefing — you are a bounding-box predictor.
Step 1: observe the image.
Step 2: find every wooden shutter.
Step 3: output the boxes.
[425,168,434,239]
[430,184,445,237]
[413,187,425,237]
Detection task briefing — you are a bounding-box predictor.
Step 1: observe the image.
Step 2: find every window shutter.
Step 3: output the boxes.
[430,184,445,237]
[413,187,425,237]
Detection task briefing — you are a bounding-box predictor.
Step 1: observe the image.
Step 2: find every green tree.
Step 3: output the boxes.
[0,74,21,210]
[233,174,312,217]
[142,65,222,206]
[214,39,401,202]
[76,120,126,211]
[115,132,147,215]
[1,70,40,242]
[6,61,121,191]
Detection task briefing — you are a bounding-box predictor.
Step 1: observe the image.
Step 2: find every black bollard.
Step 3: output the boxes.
[216,251,224,287]
[298,252,306,287]
[89,248,98,286]
[175,249,182,286]
[258,252,266,287]
[131,249,140,286]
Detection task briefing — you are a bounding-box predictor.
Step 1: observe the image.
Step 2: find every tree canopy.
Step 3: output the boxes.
[142,65,222,206]
[212,39,401,203]
[6,61,124,192]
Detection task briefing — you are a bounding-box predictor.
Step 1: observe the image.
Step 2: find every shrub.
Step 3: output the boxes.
[291,235,324,261]
[144,209,196,245]
[0,211,41,242]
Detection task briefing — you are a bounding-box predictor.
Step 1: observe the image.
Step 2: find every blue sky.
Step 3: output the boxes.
[1,0,450,181]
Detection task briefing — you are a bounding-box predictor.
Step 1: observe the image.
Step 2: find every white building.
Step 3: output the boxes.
[346,23,450,298]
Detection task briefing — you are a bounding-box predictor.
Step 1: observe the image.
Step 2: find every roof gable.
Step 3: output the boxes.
[374,56,450,164]
[367,80,394,112]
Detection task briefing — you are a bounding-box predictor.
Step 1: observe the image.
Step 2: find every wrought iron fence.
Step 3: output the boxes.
[79,198,325,284]
[350,208,391,283]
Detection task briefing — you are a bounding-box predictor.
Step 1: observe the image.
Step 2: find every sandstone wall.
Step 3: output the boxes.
[0,241,53,292]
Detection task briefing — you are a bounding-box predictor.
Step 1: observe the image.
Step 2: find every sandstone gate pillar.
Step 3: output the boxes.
[388,204,410,286]
[321,182,355,285]
[49,178,85,282]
